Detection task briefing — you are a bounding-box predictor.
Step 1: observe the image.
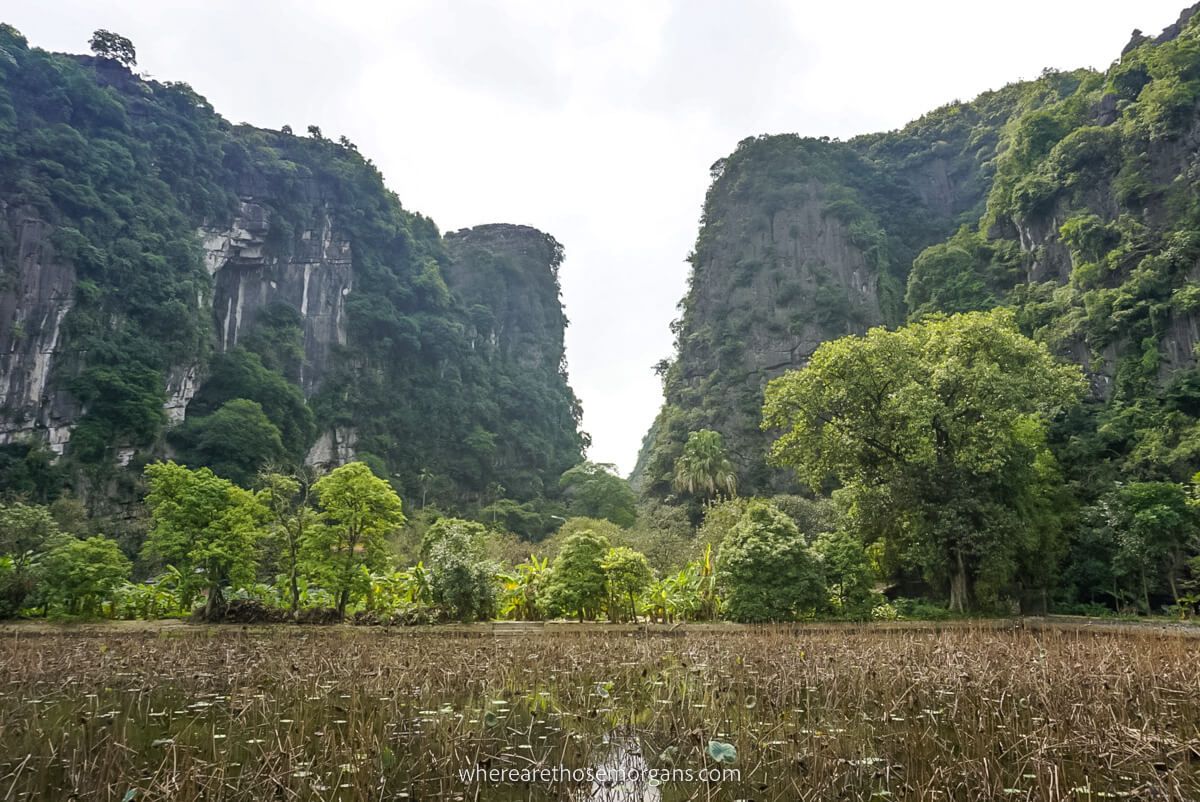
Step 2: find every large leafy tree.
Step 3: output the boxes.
[543,530,610,622]
[763,309,1085,612]
[601,546,653,622]
[88,29,136,66]
[1107,481,1197,612]
[672,429,737,500]
[716,500,825,622]
[170,399,287,487]
[559,462,637,527]
[142,462,266,619]
[424,519,497,623]
[310,462,405,618]
[186,349,315,460]
[257,468,323,616]
[420,517,488,558]
[813,529,876,615]
[0,503,61,615]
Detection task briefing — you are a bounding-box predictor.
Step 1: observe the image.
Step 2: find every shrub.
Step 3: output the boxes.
[893,598,953,621]
[716,501,825,622]
[426,524,497,623]
[39,535,131,616]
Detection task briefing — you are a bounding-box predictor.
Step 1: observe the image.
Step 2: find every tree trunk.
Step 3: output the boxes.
[949,549,969,613]
[337,589,349,620]
[1141,568,1150,615]
[204,585,223,621]
[289,540,300,618]
[289,572,300,617]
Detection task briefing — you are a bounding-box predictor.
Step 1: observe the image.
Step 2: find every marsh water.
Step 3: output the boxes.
[1,627,1197,800]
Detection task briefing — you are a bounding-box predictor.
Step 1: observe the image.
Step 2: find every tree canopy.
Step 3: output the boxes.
[142,461,265,619]
[559,462,637,527]
[543,530,610,622]
[763,309,1085,611]
[88,29,136,66]
[716,500,825,622]
[310,462,406,617]
[672,429,738,500]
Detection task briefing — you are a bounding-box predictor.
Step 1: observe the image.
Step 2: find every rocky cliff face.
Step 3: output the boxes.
[637,4,1200,497]
[437,223,586,500]
[204,200,351,398]
[633,132,983,496]
[0,25,585,515]
[0,206,77,453]
[443,224,568,371]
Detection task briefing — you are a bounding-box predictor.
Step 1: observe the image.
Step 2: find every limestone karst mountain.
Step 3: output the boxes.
[0,24,585,523]
[636,3,1200,500]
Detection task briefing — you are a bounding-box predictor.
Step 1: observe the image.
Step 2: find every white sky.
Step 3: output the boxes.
[1,1,1188,474]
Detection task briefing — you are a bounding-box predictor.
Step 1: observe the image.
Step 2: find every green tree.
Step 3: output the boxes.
[39,536,131,616]
[420,516,488,558]
[763,309,1085,612]
[696,498,749,555]
[1060,505,1123,608]
[543,515,693,576]
[544,530,610,621]
[88,29,136,66]
[186,349,315,459]
[813,530,875,616]
[257,468,322,616]
[0,502,61,615]
[672,429,738,500]
[310,462,406,618]
[1108,481,1197,612]
[905,228,1016,320]
[0,440,68,502]
[426,522,497,623]
[538,517,624,561]
[142,462,266,619]
[559,462,637,527]
[602,546,653,622]
[171,399,287,487]
[716,500,825,622]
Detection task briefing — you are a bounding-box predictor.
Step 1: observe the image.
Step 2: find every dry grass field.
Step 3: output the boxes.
[1,625,1198,801]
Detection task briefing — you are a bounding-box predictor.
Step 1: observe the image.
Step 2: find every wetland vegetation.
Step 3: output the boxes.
[1,626,1198,801]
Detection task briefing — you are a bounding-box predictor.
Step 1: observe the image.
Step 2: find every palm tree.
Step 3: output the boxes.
[417,468,436,509]
[672,429,737,500]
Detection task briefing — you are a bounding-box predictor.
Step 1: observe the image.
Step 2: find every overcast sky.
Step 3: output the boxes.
[1,1,1188,473]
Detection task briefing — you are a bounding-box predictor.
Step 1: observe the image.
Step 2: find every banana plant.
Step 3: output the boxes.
[112,566,187,619]
[366,562,433,613]
[643,563,705,623]
[498,554,549,620]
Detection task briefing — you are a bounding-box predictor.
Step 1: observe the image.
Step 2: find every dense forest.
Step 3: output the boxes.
[4,10,1200,625]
